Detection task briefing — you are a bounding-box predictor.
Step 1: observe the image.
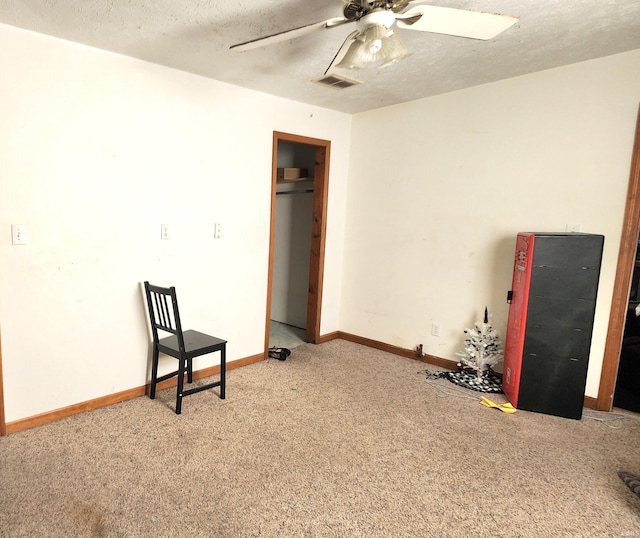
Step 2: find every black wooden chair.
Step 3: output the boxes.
[143,281,227,414]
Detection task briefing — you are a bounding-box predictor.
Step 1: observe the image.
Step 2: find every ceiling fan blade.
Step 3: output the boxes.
[396,5,518,40]
[230,17,351,52]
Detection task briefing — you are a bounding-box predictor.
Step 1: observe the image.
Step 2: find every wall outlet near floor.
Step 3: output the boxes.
[431,322,442,337]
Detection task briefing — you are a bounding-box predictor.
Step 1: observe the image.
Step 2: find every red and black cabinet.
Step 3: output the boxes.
[502,233,604,419]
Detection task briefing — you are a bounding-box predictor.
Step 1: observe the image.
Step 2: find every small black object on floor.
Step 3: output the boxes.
[619,470,640,498]
[268,347,291,361]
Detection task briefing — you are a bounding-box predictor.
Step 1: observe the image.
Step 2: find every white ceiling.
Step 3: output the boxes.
[2,0,640,114]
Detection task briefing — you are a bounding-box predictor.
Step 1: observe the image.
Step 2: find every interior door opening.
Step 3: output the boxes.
[265,132,330,355]
[598,107,640,411]
[612,233,640,412]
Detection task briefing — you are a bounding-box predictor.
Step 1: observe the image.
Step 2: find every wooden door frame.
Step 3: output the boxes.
[597,106,640,411]
[0,332,5,436]
[264,131,330,355]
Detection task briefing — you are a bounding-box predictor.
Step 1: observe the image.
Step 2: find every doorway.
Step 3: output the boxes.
[612,232,640,412]
[597,107,640,411]
[264,132,330,355]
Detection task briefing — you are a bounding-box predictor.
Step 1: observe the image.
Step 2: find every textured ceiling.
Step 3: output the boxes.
[1,0,640,114]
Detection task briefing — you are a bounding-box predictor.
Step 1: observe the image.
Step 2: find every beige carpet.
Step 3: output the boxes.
[1,339,640,537]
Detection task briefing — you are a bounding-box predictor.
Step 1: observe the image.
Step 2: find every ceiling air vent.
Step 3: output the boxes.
[314,73,362,89]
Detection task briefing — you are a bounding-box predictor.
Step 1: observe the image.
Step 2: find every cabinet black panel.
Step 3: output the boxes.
[519,352,590,419]
[524,323,593,359]
[503,233,604,419]
[525,296,597,332]
[528,267,601,300]
[530,236,604,269]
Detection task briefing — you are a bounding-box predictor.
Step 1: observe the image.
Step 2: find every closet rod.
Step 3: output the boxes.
[276,189,314,196]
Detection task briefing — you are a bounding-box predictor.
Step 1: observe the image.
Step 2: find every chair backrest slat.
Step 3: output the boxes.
[152,291,175,332]
[144,282,185,349]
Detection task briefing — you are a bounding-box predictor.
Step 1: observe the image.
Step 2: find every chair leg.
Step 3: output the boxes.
[220,345,226,400]
[176,356,186,415]
[150,346,160,399]
[187,357,193,383]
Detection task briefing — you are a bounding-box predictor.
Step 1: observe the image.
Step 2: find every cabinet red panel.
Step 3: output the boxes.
[502,233,534,407]
[502,233,604,419]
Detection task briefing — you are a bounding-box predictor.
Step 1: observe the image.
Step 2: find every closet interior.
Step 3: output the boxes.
[269,141,316,350]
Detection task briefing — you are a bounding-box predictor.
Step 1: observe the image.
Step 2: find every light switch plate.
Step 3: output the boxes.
[11,224,26,245]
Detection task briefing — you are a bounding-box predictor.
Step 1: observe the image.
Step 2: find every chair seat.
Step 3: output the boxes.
[158,329,227,358]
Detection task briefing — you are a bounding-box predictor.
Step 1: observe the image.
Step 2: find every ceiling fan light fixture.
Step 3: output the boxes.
[362,23,388,54]
[335,24,410,70]
[335,26,389,70]
[379,32,412,67]
[335,40,367,70]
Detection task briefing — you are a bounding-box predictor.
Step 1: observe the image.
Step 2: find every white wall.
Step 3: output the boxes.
[342,49,640,397]
[0,23,351,422]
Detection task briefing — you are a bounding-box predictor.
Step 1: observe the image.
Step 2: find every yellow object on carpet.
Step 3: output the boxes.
[480,396,517,413]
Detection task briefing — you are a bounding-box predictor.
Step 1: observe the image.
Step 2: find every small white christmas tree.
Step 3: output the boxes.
[456,307,503,378]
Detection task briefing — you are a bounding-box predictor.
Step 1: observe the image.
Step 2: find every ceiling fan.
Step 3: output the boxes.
[230,1,518,75]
